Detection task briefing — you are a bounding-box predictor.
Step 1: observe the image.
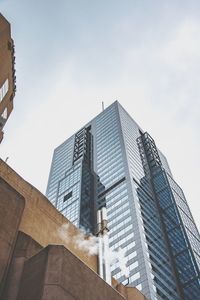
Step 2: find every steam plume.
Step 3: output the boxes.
[73,230,99,255]
[57,223,70,242]
[57,223,129,278]
[57,223,98,256]
[108,247,129,278]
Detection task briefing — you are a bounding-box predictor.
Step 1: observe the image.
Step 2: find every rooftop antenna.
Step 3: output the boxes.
[5,157,9,163]
[102,101,105,111]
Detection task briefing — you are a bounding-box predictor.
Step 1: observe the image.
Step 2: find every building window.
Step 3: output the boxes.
[129,272,140,282]
[2,107,8,119]
[136,283,142,291]
[0,79,9,102]
[63,191,72,202]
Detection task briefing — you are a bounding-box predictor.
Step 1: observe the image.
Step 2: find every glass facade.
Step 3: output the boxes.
[46,101,200,300]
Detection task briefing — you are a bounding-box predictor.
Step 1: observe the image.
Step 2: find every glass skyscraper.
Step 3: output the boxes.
[46,101,200,300]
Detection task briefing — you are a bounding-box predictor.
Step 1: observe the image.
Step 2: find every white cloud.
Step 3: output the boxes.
[159,19,200,69]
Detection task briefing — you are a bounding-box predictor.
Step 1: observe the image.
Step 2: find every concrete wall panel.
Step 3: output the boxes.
[0,178,25,296]
[3,231,42,300]
[17,245,127,300]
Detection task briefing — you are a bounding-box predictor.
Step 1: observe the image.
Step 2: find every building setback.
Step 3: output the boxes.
[46,101,200,300]
[0,14,16,143]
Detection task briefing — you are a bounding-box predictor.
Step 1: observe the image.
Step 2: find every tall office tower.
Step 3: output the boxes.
[46,101,200,300]
[0,14,16,143]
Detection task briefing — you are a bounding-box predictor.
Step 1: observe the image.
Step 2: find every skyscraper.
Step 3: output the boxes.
[46,101,200,300]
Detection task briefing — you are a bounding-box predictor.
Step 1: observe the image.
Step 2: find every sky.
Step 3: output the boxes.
[0,0,200,230]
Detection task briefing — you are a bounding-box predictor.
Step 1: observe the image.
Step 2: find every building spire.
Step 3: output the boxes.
[102,101,104,111]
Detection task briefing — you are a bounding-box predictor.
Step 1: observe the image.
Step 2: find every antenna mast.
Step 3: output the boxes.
[102,101,104,111]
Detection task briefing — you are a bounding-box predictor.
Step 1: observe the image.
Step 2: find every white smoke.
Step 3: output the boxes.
[57,223,98,256]
[57,223,129,278]
[57,223,70,243]
[107,247,129,278]
[116,247,130,278]
[73,231,99,255]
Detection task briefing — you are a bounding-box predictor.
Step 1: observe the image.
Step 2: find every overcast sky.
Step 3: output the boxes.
[1,0,200,230]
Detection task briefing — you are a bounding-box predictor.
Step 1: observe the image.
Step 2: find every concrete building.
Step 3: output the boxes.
[0,14,16,143]
[46,101,200,300]
[0,158,147,300]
